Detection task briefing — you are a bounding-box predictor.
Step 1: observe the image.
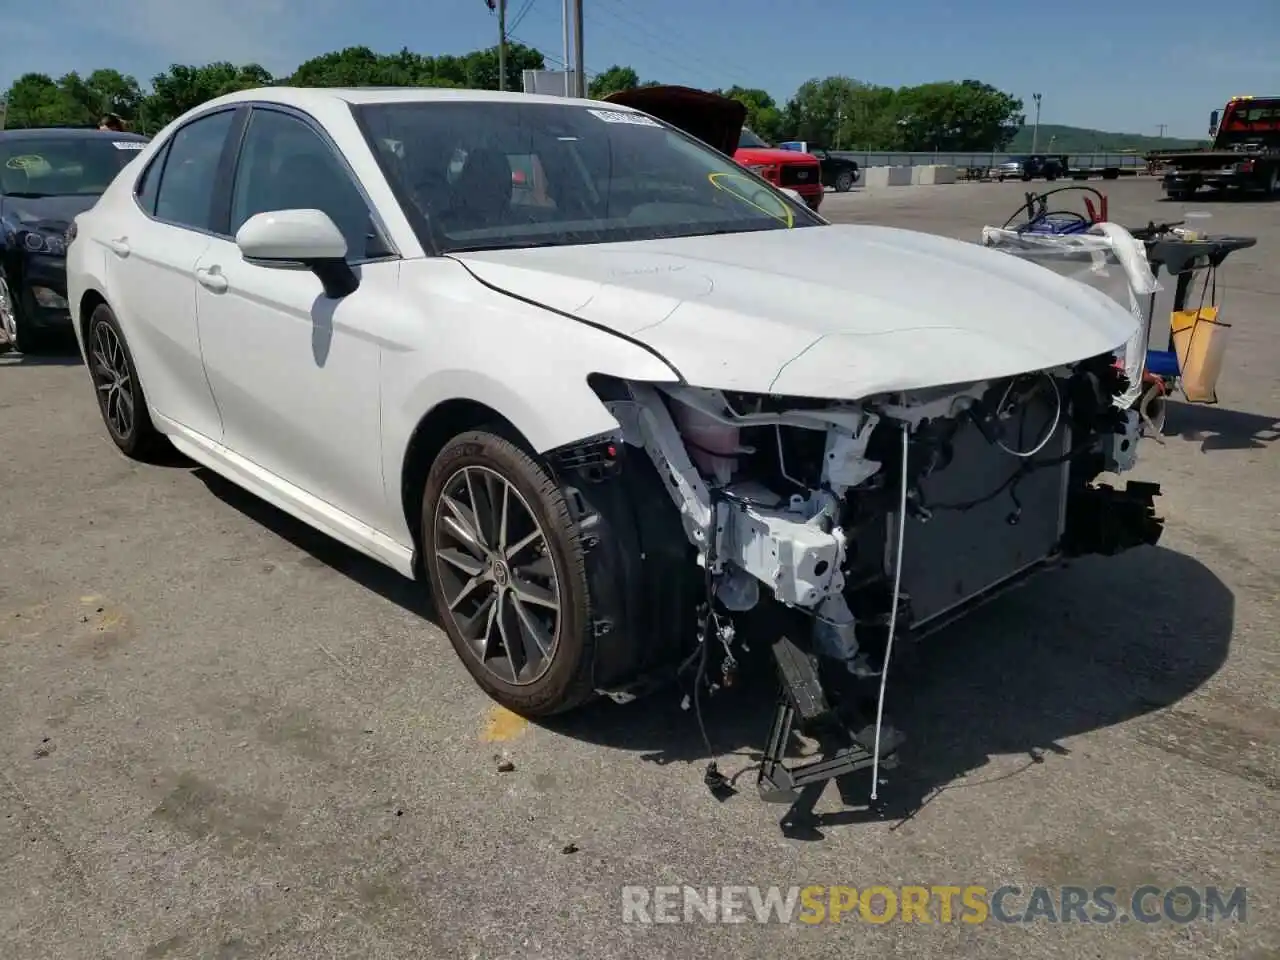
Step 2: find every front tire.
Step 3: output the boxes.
[0,271,15,355]
[85,303,163,459]
[422,429,596,718]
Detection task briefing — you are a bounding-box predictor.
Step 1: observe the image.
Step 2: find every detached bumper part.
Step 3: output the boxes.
[757,634,902,804]
[1062,480,1164,557]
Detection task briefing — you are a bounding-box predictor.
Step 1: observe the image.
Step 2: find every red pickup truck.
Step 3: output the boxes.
[603,86,824,212]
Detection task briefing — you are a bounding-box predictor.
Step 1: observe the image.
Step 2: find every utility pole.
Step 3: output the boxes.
[1031,92,1042,153]
[563,0,572,96]
[1157,123,1167,138]
[572,0,585,97]
[498,0,507,92]
[485,0,507,91]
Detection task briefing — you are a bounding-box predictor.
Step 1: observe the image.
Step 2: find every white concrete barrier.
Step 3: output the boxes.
[911,164,957,185]
[864,165,913,187]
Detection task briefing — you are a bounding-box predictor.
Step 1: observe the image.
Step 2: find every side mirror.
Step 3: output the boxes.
[235,209,359,298]
[1209,109,1220,136]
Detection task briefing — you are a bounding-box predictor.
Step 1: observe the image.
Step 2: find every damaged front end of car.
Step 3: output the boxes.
[545,353,1162,804]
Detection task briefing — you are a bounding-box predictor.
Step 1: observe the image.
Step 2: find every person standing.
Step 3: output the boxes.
[98,113,125,132]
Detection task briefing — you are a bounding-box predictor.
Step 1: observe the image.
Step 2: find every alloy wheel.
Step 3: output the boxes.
[89,320,135,439]
[433,465,562,685]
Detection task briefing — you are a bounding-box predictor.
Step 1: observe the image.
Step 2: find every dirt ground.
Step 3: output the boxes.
[1,178,1276,959]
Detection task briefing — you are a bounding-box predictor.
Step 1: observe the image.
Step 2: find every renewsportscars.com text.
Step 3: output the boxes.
[621,885,1248,925]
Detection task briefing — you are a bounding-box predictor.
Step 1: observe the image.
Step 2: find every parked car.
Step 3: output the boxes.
[0,127,148,353]
[995,154,1068,181]
[605,87,824,211]
[778,141,861,191]
[65,86,1161,725]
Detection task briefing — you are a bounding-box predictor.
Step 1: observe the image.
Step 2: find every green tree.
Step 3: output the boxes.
[716,86,784,142]
[140,62,274,131]
[784,77,898,149]
[892,80,1023,151]
[588,65,641,99]
[2,73,87,128]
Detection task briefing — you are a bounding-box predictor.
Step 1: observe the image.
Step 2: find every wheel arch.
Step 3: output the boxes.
[394,367,641,577]
[399,396,530,573]
[78,288,109,346]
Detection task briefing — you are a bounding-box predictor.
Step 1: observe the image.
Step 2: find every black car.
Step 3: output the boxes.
[0,127,148,353]
[808,148,860,192]
[777,141,861,192]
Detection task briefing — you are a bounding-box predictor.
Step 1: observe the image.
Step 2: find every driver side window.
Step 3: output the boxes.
[229,108,390,262]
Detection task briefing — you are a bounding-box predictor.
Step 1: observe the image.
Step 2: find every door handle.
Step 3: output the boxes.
[106,237,130,257]
[195,266,228,293]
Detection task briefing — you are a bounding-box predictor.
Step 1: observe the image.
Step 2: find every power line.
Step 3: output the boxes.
[507,29,597,81]
[509,0,538,33]
[589,0,753,89]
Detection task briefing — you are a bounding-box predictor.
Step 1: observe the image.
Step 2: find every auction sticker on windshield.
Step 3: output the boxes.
[586,108,661,127]
[113,141,145,150]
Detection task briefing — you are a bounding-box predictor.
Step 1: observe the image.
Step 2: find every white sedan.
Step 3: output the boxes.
[65,86,1163,726]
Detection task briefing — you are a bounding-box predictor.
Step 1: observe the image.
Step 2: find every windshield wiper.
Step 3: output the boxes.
[3,191,51,199]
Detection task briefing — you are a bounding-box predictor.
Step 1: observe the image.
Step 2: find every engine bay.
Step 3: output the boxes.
[593,352,1158,679]
[555,357,1164,804]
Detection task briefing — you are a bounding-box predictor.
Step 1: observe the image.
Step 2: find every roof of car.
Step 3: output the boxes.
[205,85,627,112]
[0,127,149,142]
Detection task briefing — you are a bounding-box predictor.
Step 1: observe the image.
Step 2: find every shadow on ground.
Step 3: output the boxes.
[548,546,1233,837]
[1164,401,1280,452]
[0,338,83,367]
[193,468,433,618]
[1159,189,1279,204]
[189,466,1232,838]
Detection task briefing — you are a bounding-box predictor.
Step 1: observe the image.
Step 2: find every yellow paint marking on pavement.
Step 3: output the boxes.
[480,706,529,742]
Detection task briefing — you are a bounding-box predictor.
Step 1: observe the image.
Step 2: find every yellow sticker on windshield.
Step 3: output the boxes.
[708,171,795,227]
[5,154,45,170]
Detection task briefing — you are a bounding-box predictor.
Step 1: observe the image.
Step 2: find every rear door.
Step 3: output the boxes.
[104,107,241,442]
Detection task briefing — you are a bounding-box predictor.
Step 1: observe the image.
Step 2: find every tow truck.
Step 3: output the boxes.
[1147,95,1280,200]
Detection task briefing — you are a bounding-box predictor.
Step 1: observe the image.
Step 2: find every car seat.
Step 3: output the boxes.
[442,147,512,232]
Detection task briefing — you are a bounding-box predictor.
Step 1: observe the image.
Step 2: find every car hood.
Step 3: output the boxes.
[736,147,818,164]
[449,224,1141,400]
[0,193,98,230]
[602,85,746,156]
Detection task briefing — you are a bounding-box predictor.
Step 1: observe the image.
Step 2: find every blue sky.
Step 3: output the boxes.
[2,0,1278,138]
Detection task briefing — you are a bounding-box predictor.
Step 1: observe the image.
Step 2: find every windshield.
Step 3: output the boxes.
[357,101,819,253]
[0,136,144,197]
[738,128,770,149]
[1219,102,1280,138]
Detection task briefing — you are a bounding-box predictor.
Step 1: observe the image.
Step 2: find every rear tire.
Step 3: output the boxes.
[835,170,855,192]
[421,429,597,718]
[85,303,164,459]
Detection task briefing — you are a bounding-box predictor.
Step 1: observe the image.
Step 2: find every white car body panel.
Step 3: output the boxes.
[452,223,1141,400]
[193,237,391,531]
[102,220,222,439]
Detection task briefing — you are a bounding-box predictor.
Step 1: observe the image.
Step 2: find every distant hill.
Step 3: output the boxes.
[1007,123,1208,154]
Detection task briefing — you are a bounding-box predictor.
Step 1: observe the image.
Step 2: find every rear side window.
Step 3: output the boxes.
[153,110,235,231]
[134,142,170,215]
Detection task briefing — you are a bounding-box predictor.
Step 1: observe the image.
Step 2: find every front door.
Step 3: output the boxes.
[193,105,398,533]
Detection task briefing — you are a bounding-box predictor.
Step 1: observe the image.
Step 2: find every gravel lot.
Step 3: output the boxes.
[1,178,1276,959]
